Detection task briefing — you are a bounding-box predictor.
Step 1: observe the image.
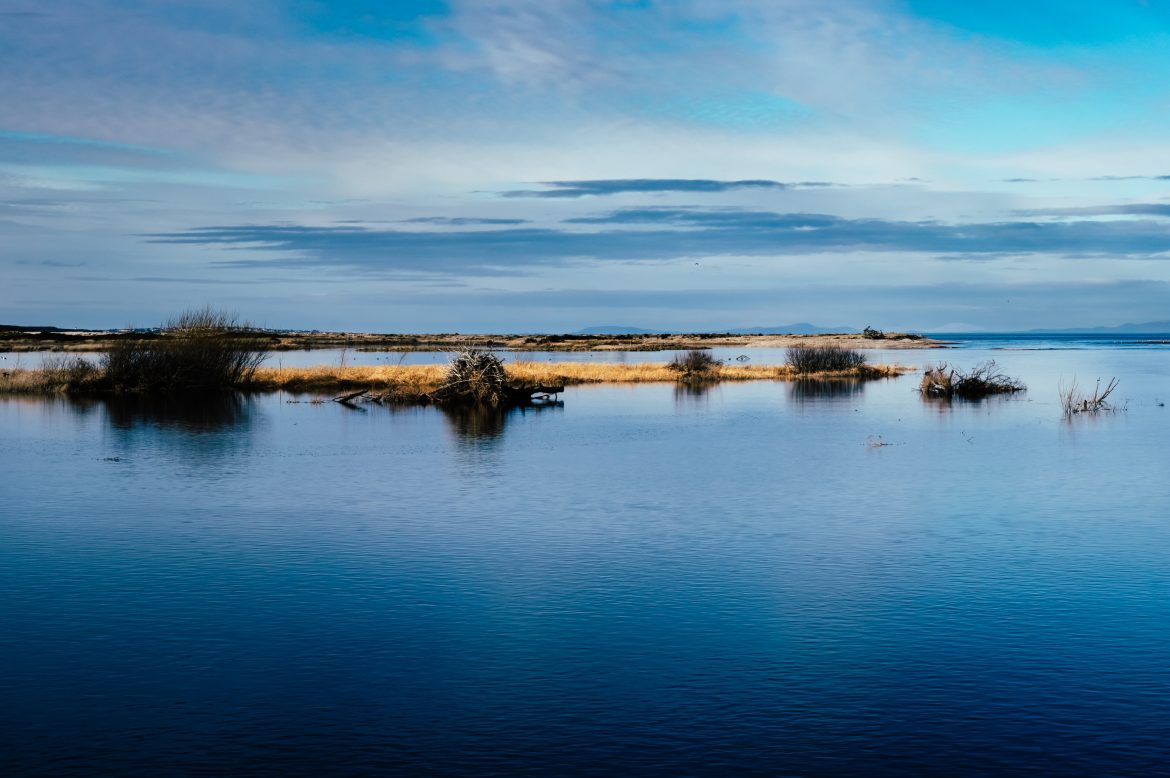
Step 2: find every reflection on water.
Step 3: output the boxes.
[100,393,254,431]
[441,401,563,442]
[788,377,865,402]
[672,380,718,403]
[5,344,1170,776]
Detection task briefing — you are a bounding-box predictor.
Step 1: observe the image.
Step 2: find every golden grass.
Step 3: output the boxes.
[0,360,912,396]
[246,360,908,392]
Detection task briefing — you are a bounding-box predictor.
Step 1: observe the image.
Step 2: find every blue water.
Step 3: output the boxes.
[2,339,1170,775]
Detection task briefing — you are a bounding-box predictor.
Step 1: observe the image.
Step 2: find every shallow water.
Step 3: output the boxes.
[2,343,1170,775]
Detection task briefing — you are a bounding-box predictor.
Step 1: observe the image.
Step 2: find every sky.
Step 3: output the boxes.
[3,0,1170,332]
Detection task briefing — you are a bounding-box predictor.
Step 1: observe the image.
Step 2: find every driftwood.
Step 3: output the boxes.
[332,389,367,403]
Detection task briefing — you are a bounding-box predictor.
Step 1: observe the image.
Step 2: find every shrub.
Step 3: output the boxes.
[102,307,267,392]
[433,348,510,406]
[920,361,1024,399]
[862,326,885,339]
[668,349,719,376]
[786,344,867,373]
[1060,377,1118,415]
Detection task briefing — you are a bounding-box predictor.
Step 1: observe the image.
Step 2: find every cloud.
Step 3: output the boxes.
[1003,175,1170,184]
[402,216,529,225]
[1018,203,1170,218]
[499,178,838,198]
[1088,175,1170,182]
[145,207,1170,278]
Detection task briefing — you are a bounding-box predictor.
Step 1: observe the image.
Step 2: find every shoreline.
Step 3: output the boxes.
[0,330,944,353]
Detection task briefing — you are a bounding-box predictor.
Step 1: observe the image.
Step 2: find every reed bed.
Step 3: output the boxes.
[2,359,910,396]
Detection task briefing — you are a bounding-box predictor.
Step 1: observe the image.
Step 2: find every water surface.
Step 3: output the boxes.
[2,343,1169,775]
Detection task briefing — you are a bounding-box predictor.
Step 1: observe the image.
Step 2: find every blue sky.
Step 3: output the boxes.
[3,0,1170,331]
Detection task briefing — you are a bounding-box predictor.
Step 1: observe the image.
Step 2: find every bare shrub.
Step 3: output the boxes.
[668,349,719,377]
[1060,377,1118,416]
[787,344,867,374]
[433,348,510,406]
[920,361,1024,399]
[103,307,267,392]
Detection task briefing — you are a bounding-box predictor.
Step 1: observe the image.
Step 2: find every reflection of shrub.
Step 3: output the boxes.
[787,345,867,373]
[920,361,1024,399]
[434,348,510,406]
[669,349,719,377]
[103,308,267,392]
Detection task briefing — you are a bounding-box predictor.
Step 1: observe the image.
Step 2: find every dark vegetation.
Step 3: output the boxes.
[920,362,1025,400]
[102,308,268,392]
[668,349,720,378]
[786,344,868,373]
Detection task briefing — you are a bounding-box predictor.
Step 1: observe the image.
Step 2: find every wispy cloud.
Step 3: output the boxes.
[145,207,1170,278]
[402,216,529,225]
[500,179,839,198]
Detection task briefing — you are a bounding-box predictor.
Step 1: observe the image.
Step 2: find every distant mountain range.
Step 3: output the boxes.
[576,323,857,335]
[1023,320,1170,334]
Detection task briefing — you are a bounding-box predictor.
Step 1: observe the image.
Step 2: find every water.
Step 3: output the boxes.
[3,339,1170,775]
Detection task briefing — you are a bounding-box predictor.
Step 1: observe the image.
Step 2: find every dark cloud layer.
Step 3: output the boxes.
[146,206,1170,277]
[1018,203,1170,217]
[499,179,838,198]
[402,216,529,225]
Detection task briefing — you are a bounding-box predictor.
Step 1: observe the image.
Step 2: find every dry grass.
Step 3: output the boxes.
[1,359,911,397]
[0,355,103,393]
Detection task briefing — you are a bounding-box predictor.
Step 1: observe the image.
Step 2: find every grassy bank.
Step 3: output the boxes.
[1,360,911,396]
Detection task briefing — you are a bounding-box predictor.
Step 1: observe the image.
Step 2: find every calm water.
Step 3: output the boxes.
[3,340,1170,775]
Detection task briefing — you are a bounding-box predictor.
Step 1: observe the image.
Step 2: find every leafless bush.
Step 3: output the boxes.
[102,307,267,392]
[787,344,867,373]
[668,349,720,377]
[433,348,510,406]
[920,361,1024,399]
[1060,377,1119,416]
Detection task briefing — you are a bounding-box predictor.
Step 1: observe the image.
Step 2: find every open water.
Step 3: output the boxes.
[2,336,1170,775]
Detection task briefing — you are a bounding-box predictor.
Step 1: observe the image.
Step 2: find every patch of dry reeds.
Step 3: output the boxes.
[1060,377,1118,415]
[787,344,867,374]
[920,361,1024,399]
[0,355,102,393]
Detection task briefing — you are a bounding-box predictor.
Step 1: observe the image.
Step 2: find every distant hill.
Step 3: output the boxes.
[0,324,65,333]
[577,323,857,335]
[575,326,662,335]
[1026,320,1170,334]
[725,324,858,335]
